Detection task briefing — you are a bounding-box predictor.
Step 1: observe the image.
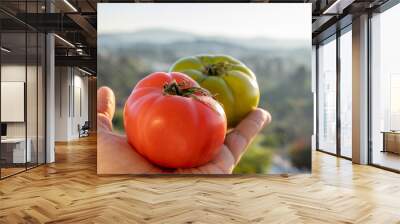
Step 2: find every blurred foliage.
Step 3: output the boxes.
[113,109,124,135]
[288,138,312,171]
[98,32,313,173]
[233,134,272,174]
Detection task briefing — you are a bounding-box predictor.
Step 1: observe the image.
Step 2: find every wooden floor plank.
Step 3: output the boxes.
[0,135,399,223]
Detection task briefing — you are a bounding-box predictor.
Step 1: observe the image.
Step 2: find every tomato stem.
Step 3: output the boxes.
[205,62,231,76]
[163,80,212,98]
[163,80,220,113]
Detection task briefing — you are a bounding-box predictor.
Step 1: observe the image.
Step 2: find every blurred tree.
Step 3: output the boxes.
[288,138,312,171]
[233,134,272,174]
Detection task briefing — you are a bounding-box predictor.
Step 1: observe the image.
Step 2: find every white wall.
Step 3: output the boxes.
[1,65,26,143]
[72,73,89,138]
[55,67,70,141]
[54,67,89,141]
[1,65,34,138]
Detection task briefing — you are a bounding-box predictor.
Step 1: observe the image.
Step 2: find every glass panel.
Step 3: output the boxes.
[27,30,38,169]
[26,0,39,169]
[318,37,337,154]
[340,29,352,158]
[390,75,400,130]
[371,4,400,171]
[312,46,317,151]
[38,32,45,165]
[0,1,46,178]
[1,30,27,177]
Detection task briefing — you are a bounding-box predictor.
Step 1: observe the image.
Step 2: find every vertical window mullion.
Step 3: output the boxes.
[316,45,320,150]
[36,0,39,167]
[336,29,341,157]
[367,11,373,165]
[25,0,28,171]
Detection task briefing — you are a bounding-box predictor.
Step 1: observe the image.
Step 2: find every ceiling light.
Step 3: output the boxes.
[323,0,355,15]
[54,34,75,48]
[1,47,11,53]
[78,67,92,76]
[63,0,78,12]
[76,48,85,55]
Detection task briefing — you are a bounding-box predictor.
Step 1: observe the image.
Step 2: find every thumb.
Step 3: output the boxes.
[97,86,115,131]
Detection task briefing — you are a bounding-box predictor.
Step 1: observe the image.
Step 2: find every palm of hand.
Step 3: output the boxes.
[97,87,271,174]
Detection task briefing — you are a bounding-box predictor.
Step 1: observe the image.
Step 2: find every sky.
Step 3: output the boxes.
[98,3,311,40]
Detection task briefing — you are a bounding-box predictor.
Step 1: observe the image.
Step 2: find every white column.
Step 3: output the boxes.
[312,45,317,151]
[46,33,55,163]
[352,14,369,164]
[45,0,56,163]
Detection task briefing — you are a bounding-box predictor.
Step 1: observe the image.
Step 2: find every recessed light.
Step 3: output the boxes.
[54,34,75,48]
[323,0,354,15]
[78,67,92,76]
[1,47,11,53]
[63,0,78,12]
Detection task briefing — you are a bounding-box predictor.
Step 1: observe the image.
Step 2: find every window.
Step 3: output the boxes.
[317,36,337,154]
[339,28,352,158]
[390,74,400,130]
[312,46,317,151]
[371,3,400,171]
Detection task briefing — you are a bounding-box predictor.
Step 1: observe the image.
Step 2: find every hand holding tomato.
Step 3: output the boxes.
[124,72,227,168]
[97,86,271,174]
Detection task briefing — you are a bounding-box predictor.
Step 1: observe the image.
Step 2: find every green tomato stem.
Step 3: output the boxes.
[204,62,231,76]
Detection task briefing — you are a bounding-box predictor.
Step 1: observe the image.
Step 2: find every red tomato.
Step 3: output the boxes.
[124,72,227,168]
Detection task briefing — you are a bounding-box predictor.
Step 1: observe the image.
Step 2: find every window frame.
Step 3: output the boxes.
[315,23,353,160]
[0,1,48,180]
[368,0,400,173]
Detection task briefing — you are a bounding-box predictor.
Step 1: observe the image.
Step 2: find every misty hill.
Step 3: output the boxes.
[99,28,308,50]
[99,28,197,45]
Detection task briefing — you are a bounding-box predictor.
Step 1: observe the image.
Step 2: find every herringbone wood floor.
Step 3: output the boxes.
[1,135,400,224]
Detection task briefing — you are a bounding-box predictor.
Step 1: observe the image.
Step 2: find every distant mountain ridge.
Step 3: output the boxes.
[99,28,308,50]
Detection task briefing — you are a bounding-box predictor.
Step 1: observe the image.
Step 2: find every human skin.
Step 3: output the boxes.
[97,86,271,174]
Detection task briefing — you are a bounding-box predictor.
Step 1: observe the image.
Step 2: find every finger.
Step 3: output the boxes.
[175,145,236,174]
[98,113,113,132]
[208,145,236,174]
[97,86,116,131]
[225,108,271,164]
[97,86,115,120]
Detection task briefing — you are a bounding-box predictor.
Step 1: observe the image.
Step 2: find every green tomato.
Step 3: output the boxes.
[170,55,260,128]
